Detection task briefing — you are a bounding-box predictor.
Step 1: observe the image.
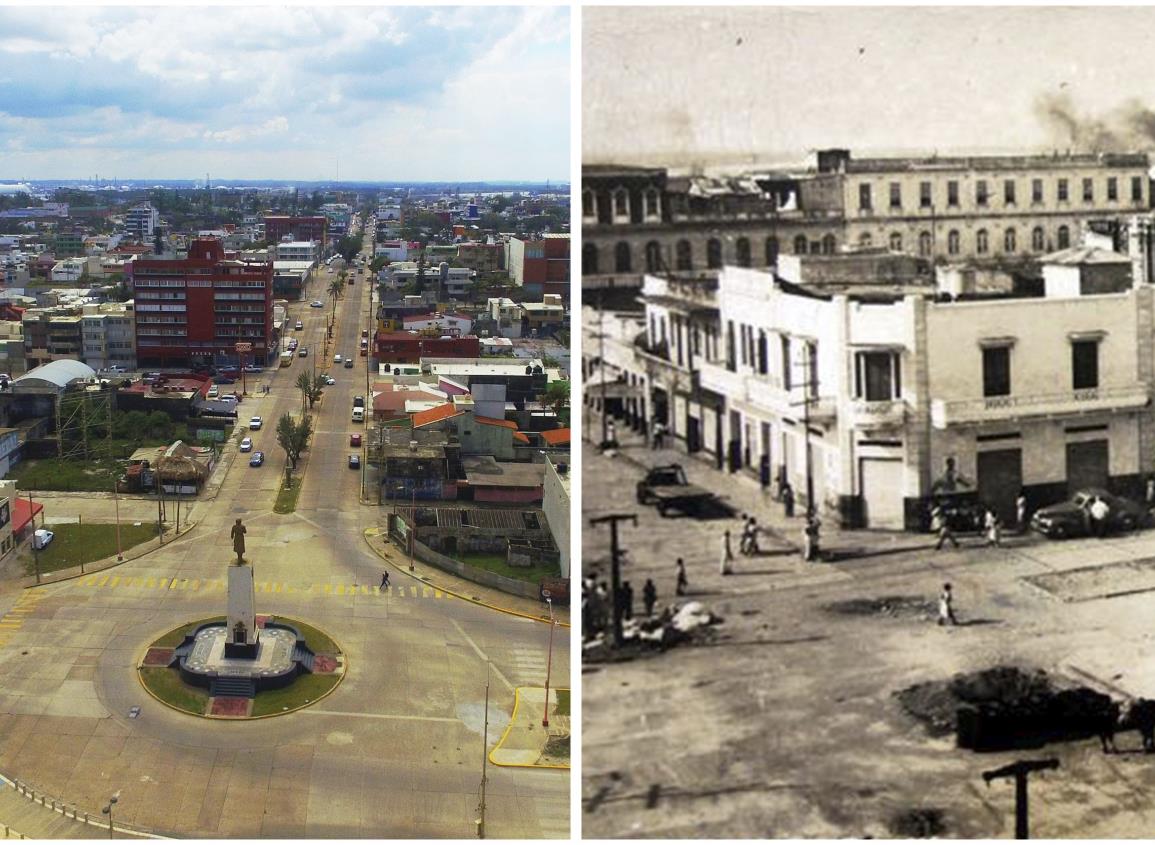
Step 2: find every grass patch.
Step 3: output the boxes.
[554,689,570,717]
[458,552,559,584]
[27,522,159,575]
[12,439,175,492]
[139,667,209,715]
[250,672,340,717]
[151,616,226,648]
[282,618,339,655]
[542,734,570,760]
[273,476,302,514]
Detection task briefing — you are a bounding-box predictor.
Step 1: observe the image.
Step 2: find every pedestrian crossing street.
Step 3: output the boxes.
[0,590,47,648]
[75,573,455,600]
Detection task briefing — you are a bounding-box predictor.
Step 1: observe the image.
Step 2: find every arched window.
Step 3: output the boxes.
[793,234,808,254]
[615,241,632,273]
[821,234,836,255]
[889,232,903,252]
[676,239,693,271]
[736,237,751,267]
[858,232,873,248]
[947,230,960,255]
[976,229,989,254]
[643,188,660,219]
[645,241,662,274]
[1004,228,1016,254]
[1032,227,1045,252]
[613,187,629,219]
[707,238,723,269]
[918,231,932,256]
[765,236,780,265]
[582,189,595,218]
[582,243,598,275]
[1057,225,1070,249]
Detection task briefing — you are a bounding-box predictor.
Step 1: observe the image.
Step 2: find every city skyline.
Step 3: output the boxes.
[584,6,1155,169]
[0,5,569,182]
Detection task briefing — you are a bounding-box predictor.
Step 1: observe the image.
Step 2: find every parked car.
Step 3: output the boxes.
[299,347,308,358]
[348,454,360,469]
[344,358,354,368]
[249,416,263,430]
[219,366,239,375]
[1031,488,1148,538]
[295,320,303,330]
[310,300,324,308]
[243,365,262,374]
[350,433,362,447]
[249,451,265,467]
[239,437,253,452]
[206,386,219,399]
[213,375,237,385]
[32,528,54,550]
[324,375,336,385]
[353,396,364,408]
[334,354,343,363]
[220,395,238,406]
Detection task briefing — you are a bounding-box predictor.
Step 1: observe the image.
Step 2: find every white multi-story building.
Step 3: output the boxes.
[124,203,159,241]
[81,302,136,371]
[50,258,86,283]
[273,240,319,264]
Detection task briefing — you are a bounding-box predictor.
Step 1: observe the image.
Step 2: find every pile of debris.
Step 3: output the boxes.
[823,595,937,619]
[895,665,1116,751]
[583,601,723,663]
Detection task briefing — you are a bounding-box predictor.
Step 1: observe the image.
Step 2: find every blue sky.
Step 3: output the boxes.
[0,5,570,181]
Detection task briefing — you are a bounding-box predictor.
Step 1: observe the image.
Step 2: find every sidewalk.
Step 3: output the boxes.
[0,776,157,839]
[489,687,571,769]
[362,529,571,626]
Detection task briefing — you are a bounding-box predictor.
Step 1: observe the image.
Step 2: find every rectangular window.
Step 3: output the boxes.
[982,346,1011,397]
[976,180,989,206]
[1004,180,1016,205]
[1032,178,1044,203]
[781,335,792,390]
[1058,179,1069,202]
[1072,341,1099,390]
[1082,178,1093,202]
[855,351,901,402]
[1108,177,1118,201]
[920,181,932,208]
[889,182,902,209]
[1133,176,1144,202]
[947,181,959,207]
[645,191,659,217]
[726,321,736,372]
[858,184,872,211]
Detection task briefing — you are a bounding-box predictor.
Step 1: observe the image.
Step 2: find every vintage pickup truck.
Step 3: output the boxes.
[635,464,714,517]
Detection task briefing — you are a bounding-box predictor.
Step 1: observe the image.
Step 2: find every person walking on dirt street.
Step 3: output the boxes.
[1090,495,1110,538]
[741,516,760,556]
[938,582,958,626]
[676,557,688,596]
[620,580,635,620]
[1147,476,1155,512]
[720,529,735,575]
[984,508,1001,548]
[803,515,820,562]
[782,482,795,518]
[652,421,665,450]
[643,578,657,617]
[607,418,616,446]
[931,504,959,550]
[1016,491,1028,533]
[380,571,390,589]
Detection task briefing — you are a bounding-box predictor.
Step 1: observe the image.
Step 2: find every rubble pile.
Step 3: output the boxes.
[823,595,937,619]
[583,601,724,663]
[895,666,1117,751]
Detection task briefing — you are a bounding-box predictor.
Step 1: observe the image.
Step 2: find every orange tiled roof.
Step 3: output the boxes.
[539,428,571,446]
[474,415,518,430]
[514,432,530,444]
[412,402,463,428]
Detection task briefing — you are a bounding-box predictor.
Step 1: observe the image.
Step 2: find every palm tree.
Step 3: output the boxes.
[328,277,344,322]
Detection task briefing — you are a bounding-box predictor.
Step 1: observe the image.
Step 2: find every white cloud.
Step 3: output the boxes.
[204,116,290,144]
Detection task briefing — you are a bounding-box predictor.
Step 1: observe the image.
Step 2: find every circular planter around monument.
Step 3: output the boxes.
[137,615,345,719]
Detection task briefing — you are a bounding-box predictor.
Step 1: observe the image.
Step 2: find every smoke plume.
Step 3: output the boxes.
[1035,92,1155,152]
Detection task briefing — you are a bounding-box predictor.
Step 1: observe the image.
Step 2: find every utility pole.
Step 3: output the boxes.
[790,342,820,560]
[542,594,556,728]
[588,513,637,647]
[982,758,1059,839]
[476,661,490,839]
[29,489,40,585]
[598,289,608,447]
[113,477,123,561]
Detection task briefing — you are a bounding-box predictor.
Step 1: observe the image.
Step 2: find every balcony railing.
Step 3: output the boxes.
[931,384,1150,428]
[849,398,908,428]
[699,359,837,422]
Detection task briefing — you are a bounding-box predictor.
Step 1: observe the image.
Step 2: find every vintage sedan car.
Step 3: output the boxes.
[1031,488,1148,539]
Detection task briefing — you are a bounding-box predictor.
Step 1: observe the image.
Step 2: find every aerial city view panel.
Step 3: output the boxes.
[0,5,571,839]
[582,5,1155,839]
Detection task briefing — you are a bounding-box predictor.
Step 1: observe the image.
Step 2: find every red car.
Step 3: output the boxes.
[349,433,362,447]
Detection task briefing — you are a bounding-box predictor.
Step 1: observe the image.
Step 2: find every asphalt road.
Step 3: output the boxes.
[583,435,1155,839]
[0,244,570,838]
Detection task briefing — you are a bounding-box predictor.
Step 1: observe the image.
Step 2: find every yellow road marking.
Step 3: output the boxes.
[323,584,331,595]
[98,576,110,587]
[84,576,97,587]
[410,586,417,597]
[109,576,120,588]
[145,578,156,589]
[191,580,200,590]
[435,590,442,599]
[274,583,283,594]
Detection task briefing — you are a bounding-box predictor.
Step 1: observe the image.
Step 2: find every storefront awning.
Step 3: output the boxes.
[12,498,43,534]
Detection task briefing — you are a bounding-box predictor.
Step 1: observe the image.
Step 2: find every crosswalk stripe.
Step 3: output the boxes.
[191,579,200,590]
[323,584,332,595]
[70,577,477,602]
[98,575,110,587]
[109,576,120,588]
[410,586,417,597]
[146,578,155,589]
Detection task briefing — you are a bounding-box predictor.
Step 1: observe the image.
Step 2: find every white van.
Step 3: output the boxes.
[351,407,365,423]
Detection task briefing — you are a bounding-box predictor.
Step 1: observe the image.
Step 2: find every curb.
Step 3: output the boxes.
[361,529,570,628]
[0,772,168,839]
[488,686,570,770]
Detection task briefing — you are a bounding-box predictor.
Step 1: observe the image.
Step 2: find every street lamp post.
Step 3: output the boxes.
[101,793,118,839]
[542,594,556,728]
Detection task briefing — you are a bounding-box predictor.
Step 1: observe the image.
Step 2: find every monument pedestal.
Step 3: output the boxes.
[225,562,258,658]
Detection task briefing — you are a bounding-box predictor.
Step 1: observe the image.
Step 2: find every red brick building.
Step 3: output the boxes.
[374,332,480,364]
[130,238,274,368]
[263,215,328,246]
[509,234,570,300]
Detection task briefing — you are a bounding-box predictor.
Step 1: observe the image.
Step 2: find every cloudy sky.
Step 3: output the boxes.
[585,7,1155,168]
[0,4,569,182]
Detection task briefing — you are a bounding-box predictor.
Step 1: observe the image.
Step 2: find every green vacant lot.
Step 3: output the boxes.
[12,456,124,492]
[28,522,159,575]
[459,551,559,584]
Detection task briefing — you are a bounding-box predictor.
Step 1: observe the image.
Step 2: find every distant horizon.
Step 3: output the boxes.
[0,177,569,190]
